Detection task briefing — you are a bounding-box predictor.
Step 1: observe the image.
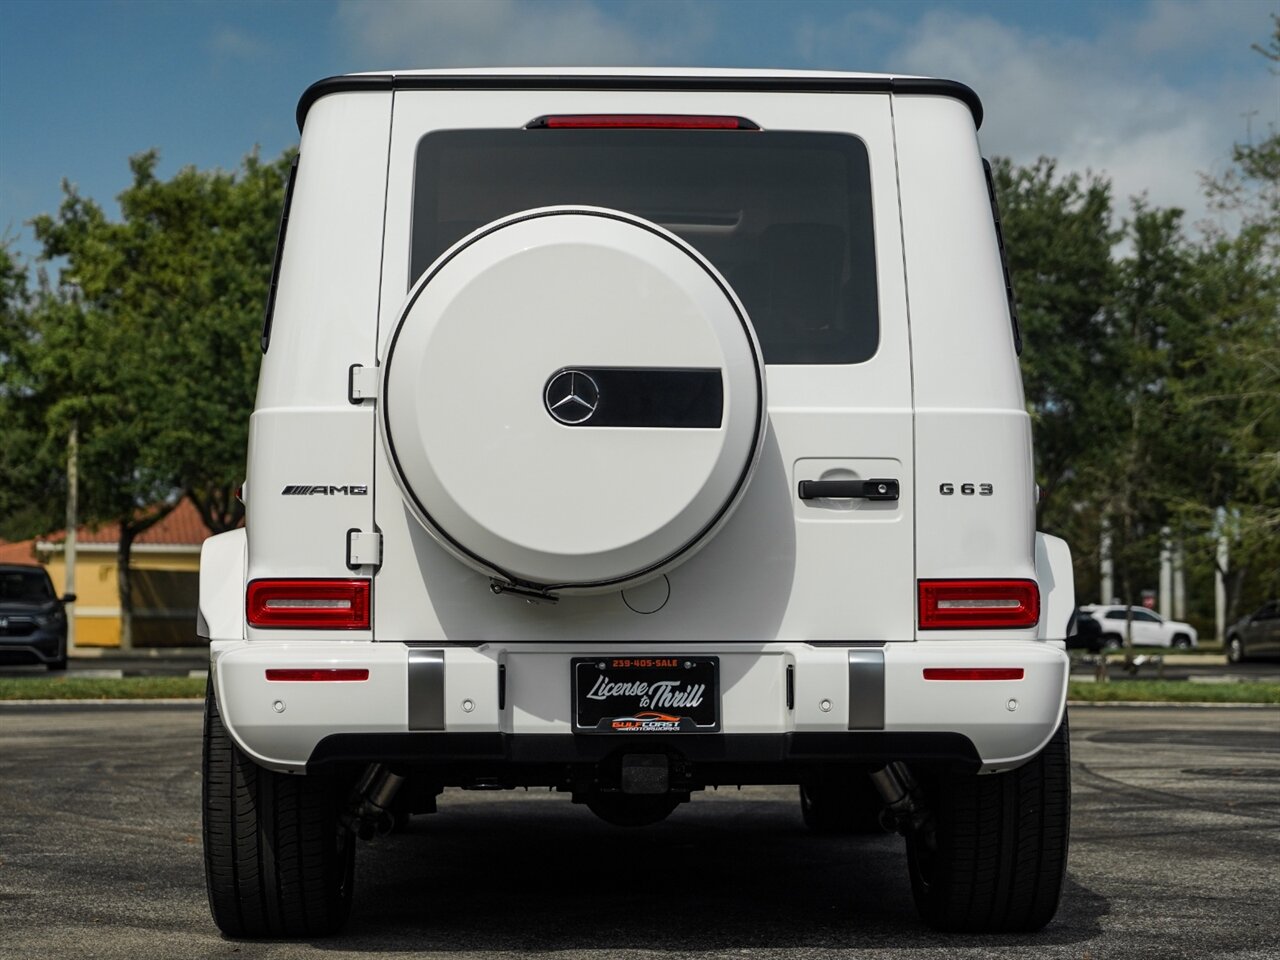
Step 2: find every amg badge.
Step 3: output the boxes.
[281,485,369,496]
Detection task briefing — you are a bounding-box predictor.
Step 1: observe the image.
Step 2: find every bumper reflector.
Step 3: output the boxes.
[918,579,1040,629]
[265,668,370,682]
[923,668,1025,681]
[247,579,370,629]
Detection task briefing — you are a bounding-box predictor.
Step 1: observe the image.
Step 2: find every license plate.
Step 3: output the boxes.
[572,657,719,733]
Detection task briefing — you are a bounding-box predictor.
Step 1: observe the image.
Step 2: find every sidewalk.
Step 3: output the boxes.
[63,646,207,678]
[69,646,207,659]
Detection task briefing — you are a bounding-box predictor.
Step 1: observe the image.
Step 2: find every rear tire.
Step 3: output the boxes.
[202,680,355,938]
[906,718,1071,932]
[799,771,887,834]
[1101,633,1122,651]
[1171,634,1192,649]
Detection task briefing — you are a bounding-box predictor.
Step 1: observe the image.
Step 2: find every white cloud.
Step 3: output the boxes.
[1129,0,1270,57]
[210,26,268,61]
[332,0,1277,239]
[334,0,712,69]
[795,3,1278,239]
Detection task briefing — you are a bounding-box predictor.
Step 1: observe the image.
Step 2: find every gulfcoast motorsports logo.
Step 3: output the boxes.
[544,369,600,425]
[610,712,685,733]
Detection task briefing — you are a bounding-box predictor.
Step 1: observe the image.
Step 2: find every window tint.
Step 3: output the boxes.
[411,129,879,365]
[0,570,54,602]
[1132,609,1159,622]
[1104,610,1126,620]
[260,155,300,354]
[981,158,1022,355]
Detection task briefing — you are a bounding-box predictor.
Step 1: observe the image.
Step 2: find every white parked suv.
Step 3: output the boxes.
[1079,605,1198,648]
[198,68,1076,938]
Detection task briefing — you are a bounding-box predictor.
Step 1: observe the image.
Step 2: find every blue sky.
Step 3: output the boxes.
[2,0,1277,266]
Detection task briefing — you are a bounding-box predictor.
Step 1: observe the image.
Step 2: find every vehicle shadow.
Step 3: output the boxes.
[311,792,1107,953]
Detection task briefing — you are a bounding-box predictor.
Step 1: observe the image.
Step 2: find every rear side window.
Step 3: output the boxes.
[411,129,879,364]
[982,158,1022,356]
[260,155,300,354]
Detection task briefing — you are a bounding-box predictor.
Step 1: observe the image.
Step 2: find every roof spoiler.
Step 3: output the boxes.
[295,74,983,133]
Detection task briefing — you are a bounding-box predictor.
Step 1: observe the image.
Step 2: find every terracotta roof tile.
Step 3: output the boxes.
[41,497,221,548]
[0,539,39,564]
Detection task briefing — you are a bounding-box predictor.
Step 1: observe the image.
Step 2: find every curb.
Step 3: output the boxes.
[53,669,207,679]
[68,648,208,660]
[1066,700,1278,709]
[0,698,202,706]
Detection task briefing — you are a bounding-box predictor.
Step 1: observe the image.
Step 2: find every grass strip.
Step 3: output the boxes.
[1069,680,1280,704]
[0,676,205,701]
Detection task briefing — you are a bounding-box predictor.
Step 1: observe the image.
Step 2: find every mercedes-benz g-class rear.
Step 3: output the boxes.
[199,69,1075,938]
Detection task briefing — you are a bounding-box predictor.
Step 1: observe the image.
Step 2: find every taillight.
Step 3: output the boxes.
[918,579,1039,630]
[265,668,370,682]
[526,114,760,130]
[923,668,1025,681]
[247,579,370,629]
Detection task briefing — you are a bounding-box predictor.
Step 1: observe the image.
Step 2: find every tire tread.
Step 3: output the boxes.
[202,680,353,938]
[908,718,1070,932]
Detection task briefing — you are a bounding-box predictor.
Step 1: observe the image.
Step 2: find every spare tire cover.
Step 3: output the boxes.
[381,206,765,591]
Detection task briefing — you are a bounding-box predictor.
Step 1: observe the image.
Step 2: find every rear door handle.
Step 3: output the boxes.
[797,478,899,501]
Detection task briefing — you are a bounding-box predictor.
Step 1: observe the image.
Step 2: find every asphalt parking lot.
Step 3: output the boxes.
[0,703,1277,960]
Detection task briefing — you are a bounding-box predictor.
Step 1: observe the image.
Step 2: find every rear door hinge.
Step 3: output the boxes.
[348,364,380,404]
[346,528,383,570]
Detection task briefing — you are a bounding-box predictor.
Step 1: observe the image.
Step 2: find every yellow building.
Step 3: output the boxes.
[0,499,214,649]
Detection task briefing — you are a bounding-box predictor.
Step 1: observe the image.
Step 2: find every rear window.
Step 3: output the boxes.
[411,128,879,365]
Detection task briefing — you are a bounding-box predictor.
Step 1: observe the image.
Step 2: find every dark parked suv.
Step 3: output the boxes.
[0,564,74,671]
[1226,602,1280,663]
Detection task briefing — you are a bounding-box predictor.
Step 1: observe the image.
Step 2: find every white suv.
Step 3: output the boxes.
[1080,605,1198,648]
[198,69,1076,938]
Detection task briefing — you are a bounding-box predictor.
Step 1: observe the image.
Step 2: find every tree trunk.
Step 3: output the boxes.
[189,484,244,534]
[114,501,180,652]
[117,529,135,652]
[1225,565,1247,628]
[65,422,78,653]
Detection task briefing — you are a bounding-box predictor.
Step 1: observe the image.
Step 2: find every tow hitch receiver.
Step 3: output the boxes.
[621,754,670,794]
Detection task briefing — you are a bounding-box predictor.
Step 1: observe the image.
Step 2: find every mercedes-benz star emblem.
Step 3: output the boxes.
[544,370,601,425]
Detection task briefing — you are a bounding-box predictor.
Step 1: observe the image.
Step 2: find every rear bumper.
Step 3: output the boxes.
[306,730,984,779]
[211,639,1067,775]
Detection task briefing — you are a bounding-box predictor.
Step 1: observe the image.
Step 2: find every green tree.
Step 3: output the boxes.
[993,158,1120,523]
[1174,17,1280,623]
[1102,202,1204,636]
[1185,177,1280,618]
[992,158,1122,601]
[994,17,1280,630]
[2,150,292,647]
[0,243,67,541]
[110,149,293,534]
